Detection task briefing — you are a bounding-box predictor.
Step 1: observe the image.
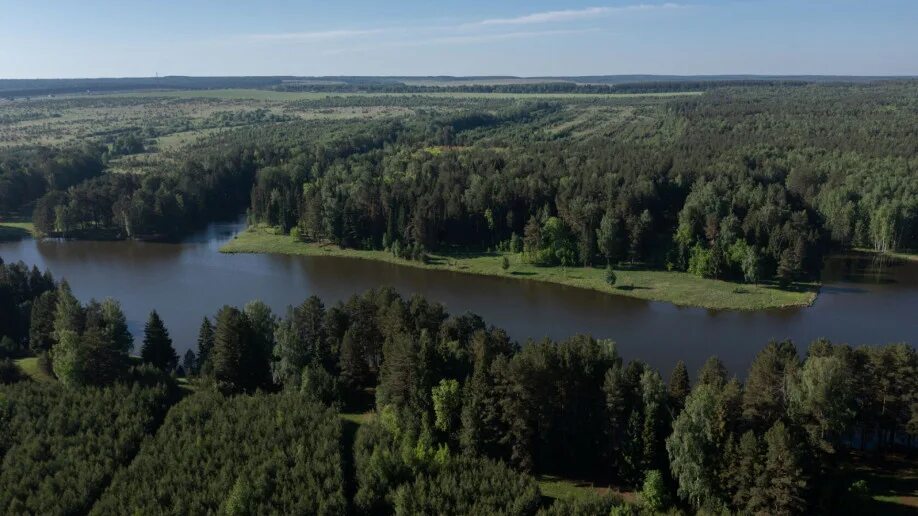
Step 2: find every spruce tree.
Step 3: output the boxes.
[696,356,728,388]
[183,349,197,375]
[668,360,691,415]
[52,280,83,340]
[29,290,57,354]
[763,421,806,514]
[196,317,215,373]
[339,328,369,390]
[140,310,177,372]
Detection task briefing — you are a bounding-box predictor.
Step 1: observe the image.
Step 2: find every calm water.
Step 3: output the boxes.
[1,220,915,376]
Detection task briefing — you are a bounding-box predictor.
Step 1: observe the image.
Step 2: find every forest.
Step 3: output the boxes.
[0,252,915,514]
[13,82,917,288]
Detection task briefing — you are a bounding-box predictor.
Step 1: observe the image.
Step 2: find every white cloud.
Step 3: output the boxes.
[429,28,601,45]
[247,29,389,41]
[478,3,682,26]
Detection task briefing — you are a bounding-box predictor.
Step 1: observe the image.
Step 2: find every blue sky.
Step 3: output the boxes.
[1,1,915,78]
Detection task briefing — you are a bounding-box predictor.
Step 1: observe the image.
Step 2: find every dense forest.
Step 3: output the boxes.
[1,251,915,513]
[19,82,917,285]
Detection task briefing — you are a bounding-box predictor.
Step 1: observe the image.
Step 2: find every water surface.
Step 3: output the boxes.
[1,220,915,376]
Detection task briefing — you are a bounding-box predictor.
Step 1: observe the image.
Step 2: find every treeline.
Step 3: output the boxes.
[274,80,811,94]
[0,145,105,213]
[2,278,915,513]
[28,117,418,240]
[163,287,918,513]
[249,83,918,283]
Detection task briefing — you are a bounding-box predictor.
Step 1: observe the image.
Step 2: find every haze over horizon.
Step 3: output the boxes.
[2,0,916,79]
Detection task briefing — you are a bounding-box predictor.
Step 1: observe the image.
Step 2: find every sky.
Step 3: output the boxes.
[0,0,915,78]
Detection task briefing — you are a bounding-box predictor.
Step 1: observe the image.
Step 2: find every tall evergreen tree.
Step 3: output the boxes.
[183,349,197,376]
[211,306,266,393]
[763,421,807,515]
[743,340,799,429]
[52,280,83,340]
[100,298,133,354]
[196,317,215,373]
[339,328,369,390]
[140,310,177,372]
[28,290,57,354]
[696,356,728,389]
[668,360,690,415]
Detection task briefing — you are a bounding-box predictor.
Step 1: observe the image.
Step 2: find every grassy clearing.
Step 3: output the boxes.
[0,220,35,241]
[839,451,918,513]
[537,475,636,504]
[14,357,54,382]
[221,226,817,311]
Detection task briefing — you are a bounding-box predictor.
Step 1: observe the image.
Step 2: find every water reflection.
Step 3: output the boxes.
[0,222,915,376]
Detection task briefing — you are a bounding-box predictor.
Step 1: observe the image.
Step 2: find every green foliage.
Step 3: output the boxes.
[93,392,346,515]
[140,310,177,371]
[0,358,24,384]
[392,456,541,515]
[641,469,669,512]
[0,381,173,515]
[666,384,727,509]
[605,265,617,286]
[432,378,461,433]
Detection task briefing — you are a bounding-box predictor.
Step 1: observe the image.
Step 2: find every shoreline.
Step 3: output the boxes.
[220,226,818,311]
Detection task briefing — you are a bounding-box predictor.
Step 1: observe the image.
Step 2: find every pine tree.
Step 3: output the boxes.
[140,310,177,372]
[697,356,728,388]
[729,430,767,513]
[211,306,261,393]
[763,421,806,515]
[52,280,83,340]
[743,340,798,429]
[183,349,197,375]
[196,317,215,373]
[29,290,57,354]
[339,328,369,390]
[100,298,133,354]
[668,360,691,415]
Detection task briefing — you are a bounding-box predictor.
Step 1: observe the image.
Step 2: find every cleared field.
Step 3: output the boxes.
[14,357,54,382]
[221,226,817,311]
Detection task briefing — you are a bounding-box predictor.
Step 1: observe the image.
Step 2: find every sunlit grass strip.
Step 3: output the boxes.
[220,226,817,311]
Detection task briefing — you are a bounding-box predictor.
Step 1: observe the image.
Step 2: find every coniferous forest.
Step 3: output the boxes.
[13,82,916,286]
[1,77,916,515]
[1,252,915,514]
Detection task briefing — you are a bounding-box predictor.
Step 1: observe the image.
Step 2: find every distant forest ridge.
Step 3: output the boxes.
[0,74,914,97]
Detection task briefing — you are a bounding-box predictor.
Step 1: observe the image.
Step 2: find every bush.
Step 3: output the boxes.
[641,469,669,512]
[393,456,541,515]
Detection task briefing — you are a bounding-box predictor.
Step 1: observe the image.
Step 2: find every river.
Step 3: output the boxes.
[1,220,915,376]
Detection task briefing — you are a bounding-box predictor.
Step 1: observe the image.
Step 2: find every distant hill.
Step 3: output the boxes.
[0,74,913,98]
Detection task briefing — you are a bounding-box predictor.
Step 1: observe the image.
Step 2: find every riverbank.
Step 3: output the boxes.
[220,226,817,311]
[853,247,918,262]
[0,221,35,241]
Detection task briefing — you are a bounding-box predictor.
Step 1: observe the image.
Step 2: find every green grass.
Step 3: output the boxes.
[339,411,375,426]
[537,475,636,504]
[853,247,918,262]
[0,220,35,241]
[838,451,918,514]
[220,226,817,311]
[14,357,55,382]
